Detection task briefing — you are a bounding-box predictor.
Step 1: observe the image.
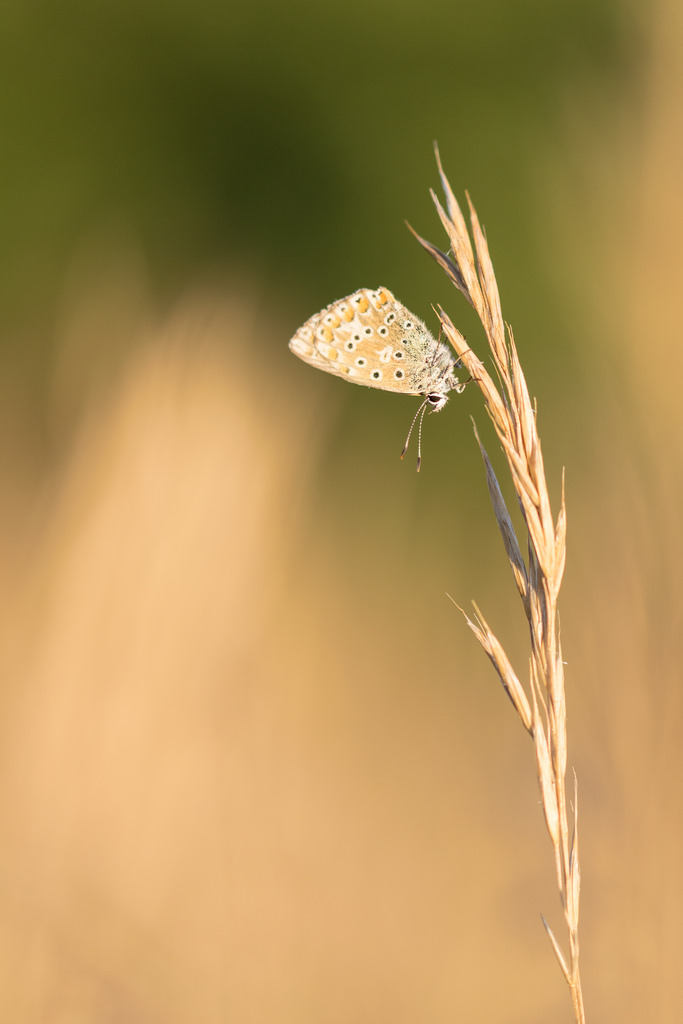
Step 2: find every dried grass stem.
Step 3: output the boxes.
[414,145,585,1024]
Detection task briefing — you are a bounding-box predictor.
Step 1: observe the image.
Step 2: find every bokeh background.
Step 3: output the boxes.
[1,0,681,1020]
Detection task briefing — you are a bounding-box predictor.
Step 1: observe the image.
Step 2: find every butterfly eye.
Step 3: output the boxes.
[377,326,388,337]
[394,369,405,380]
[394,350,404,360]
[355,356,368,368]
[370,370,382,381]
[344,340,356,352]
[363,327,373,336]
[385,313,396,324]
[427,393,447,410]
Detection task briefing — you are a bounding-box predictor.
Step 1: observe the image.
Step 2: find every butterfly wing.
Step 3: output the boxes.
[289,287,445,396]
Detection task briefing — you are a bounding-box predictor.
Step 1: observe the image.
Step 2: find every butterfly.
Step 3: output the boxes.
[289,286,465,469]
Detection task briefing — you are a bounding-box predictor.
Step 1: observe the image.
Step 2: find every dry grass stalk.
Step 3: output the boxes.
[412,146,585,1024]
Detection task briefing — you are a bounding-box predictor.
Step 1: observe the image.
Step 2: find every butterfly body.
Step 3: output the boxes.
[289,286,464,410]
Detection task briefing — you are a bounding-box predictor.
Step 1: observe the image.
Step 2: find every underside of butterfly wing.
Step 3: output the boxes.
[290,286,459,398]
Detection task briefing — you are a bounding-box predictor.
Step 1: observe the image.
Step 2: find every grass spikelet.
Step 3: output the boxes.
[415,144,586,1024]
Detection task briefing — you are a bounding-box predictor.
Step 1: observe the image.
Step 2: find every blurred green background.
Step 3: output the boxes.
[1,0,629,368]
[2,1,682,1022]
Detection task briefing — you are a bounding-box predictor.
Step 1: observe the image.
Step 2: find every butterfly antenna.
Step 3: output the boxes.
[416,400,429,472]
[400,396,429,466]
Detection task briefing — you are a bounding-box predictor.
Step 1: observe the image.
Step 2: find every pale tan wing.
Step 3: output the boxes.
[289,287,438,395]
[288,288,390,384]
[288,307,342,372]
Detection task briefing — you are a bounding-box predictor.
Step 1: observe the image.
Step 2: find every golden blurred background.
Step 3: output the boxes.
[0,0,681,1020]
